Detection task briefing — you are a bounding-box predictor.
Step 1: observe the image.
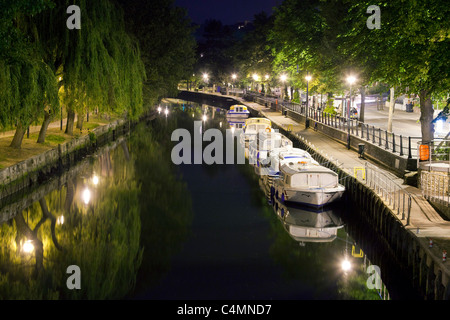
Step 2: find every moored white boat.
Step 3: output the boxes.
[248,131,293,168]
[260,147,319,187]
[272,162,345,207]
[239,118,272,158]
[226,104,250,118]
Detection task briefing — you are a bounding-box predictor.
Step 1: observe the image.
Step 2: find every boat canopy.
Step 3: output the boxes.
[229,104,248,111]
[244,117,271,127]
[280,163,339,188]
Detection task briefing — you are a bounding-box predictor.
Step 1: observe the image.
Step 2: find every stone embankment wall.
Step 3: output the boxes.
[0,119,130,201]
[275,125,450,300]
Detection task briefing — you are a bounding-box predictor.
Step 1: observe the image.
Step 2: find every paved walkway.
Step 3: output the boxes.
[222,96,450,275]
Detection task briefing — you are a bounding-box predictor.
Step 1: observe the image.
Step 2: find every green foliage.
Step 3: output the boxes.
[0,0,59,128]
[118,0,197,107]
[325,98,336,114]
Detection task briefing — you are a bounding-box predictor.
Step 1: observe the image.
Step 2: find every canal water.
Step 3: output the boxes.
[0,102,421,300]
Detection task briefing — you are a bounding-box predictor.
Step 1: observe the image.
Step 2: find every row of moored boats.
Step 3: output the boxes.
[227,105,346,208]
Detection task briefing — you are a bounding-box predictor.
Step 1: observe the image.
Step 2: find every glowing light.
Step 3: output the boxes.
[22,240,34,254]
[57,215,65,225]
[341,259,352,272]
[82,188,91,205]
[203,73,209,81]
[346,75,357,85]
[265,74,270,80]
[92,175,99,185]
[252,73,259,81]
[164,108,169,116]
[280,74,287,82]
[305,75,312,82]
[232,74,237,80]
[157,106,162,113]
[219,121,222,128]
[202,114,207,122]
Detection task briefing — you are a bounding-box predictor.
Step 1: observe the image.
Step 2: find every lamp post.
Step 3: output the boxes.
[202,73,209,92]
[231,73,237,89]
[252,73,259,92]
[280,74,287,100]
[305,73,312,128]
[346,75,357,149]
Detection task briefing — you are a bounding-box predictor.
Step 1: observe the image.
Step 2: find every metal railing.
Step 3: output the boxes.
[240,91,420,159]
[364,162,412,224]
[420,170,449,206]
[416,139,450,169]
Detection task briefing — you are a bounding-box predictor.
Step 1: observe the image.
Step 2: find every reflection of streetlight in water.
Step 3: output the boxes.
[57,215,65,225]
[92,175,99,186]
[341,259,352,272]
[82,188,91,205]
[22,240,34,254]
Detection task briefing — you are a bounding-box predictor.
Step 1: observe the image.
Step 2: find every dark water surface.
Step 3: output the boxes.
[0,103,420,300]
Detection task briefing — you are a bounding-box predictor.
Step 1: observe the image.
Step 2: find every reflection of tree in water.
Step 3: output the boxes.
[0,139,143,299]
[131,120,193,295]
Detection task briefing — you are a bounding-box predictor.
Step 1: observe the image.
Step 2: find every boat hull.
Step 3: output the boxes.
[285,187,345,207]
[274,186,345,207]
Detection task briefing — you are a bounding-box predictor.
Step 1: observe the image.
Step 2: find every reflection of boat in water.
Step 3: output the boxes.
[273,197,344,243]
[239,118,272,158]
[226,105,250,118]
[272,162,345,207]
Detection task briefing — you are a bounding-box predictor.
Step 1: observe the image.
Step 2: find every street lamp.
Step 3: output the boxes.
[346,75,357,149]
[305,73,312,128]
[202,73,209,91]
[280,74,287,100]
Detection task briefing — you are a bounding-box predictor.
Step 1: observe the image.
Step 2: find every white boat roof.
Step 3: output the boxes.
[245,117,271,126]
[229,104,248,110]
[277,148,312,158]
[280,163,337,175]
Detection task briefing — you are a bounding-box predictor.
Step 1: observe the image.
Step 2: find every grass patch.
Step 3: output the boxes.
[0,118,114,170]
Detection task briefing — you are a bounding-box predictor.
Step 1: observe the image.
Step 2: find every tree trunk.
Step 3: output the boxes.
[76,111,84,130]
[65,108,75,135]
[39,198,63,251]
[359,86,366,123]
[37,111,52,144]
[419,89,434,144]
[387,87,395,133]
[10,122,26,149]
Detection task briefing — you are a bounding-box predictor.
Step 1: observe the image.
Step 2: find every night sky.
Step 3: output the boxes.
[174,0,282,25]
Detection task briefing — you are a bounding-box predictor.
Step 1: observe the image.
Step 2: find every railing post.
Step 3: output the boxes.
[361,123,364,139]
[385,130,389,149]
[392,133,396,153]
[400,135,403,156]
[408,137,412,159]
[379,128,382,146]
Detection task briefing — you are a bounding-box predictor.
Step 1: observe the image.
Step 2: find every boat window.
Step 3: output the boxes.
[290,173,308,187]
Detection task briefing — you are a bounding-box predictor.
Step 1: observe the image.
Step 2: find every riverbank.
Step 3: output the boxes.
[242,95,450,300]
[176,90,450,300]
[0,110,155,204]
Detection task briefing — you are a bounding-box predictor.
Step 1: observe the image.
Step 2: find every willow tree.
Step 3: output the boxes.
[34,0,145,138]
[0,0,60,149]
